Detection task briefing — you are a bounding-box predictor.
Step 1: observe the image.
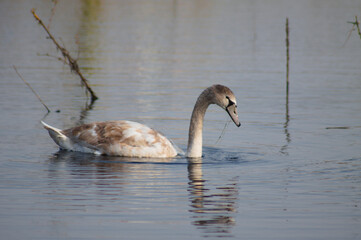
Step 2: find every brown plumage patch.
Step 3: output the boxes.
[61,121,178,157]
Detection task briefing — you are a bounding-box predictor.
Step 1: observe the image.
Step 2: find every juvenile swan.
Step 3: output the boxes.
[42,85,240,158]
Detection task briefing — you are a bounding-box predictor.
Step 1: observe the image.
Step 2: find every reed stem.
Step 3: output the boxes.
[13,65,51,113]
[286,17,290,91]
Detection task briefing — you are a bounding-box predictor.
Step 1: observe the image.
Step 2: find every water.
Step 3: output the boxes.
[1,0,361,239]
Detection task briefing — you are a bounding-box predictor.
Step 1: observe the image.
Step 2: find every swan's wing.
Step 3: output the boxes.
[62,121,124,153]
[62,121,178,157]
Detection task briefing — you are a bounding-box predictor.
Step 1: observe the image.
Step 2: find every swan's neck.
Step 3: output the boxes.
[187,91,212,158]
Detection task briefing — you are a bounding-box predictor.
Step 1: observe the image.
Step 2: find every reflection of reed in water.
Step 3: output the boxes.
[188,164,238,238]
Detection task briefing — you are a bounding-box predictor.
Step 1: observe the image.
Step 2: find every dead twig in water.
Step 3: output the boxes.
[326,126,361,130]
[31,8,98,103]
[37,53,68,65]
[13,65,51,113]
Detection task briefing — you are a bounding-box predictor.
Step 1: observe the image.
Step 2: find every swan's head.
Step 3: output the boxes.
[211,85,241,127]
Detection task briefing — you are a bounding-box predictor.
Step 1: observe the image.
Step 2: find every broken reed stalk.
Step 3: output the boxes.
[13,65,51,113]
[343,16,361,47]
[285,17,290,92]
[31,8,98,102]
[345,16,361,45]
[356,16,361,39]
[349,16,361,39]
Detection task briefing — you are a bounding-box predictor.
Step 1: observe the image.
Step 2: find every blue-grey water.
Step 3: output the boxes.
[1,0,361,239]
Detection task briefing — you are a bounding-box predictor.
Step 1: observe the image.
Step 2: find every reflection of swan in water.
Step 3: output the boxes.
[42,85,240,158]
[48,151,130,183]
[48,150,176,174]
[47,150,177,190]
[188,163,239,238]
[48,151,239,237]
[46,151,178,215]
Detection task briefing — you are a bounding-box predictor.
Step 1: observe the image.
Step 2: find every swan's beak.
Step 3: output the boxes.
[226,104,241,127]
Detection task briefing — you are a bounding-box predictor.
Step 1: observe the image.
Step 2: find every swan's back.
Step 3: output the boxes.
[43,121,179,158]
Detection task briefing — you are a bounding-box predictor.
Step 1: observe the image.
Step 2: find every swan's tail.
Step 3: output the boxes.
[41,121,71,150]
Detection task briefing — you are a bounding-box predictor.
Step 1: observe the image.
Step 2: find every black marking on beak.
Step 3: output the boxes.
[226,96,241,127]
[226,96,235,107]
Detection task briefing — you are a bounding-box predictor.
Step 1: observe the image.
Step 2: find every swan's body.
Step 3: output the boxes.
[42,85,240,158]
[42,120,179,158]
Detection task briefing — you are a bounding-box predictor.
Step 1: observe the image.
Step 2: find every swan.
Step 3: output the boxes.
[42,84,240,158]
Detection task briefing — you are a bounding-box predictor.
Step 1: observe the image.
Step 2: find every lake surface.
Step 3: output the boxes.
[1,0,361,239]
